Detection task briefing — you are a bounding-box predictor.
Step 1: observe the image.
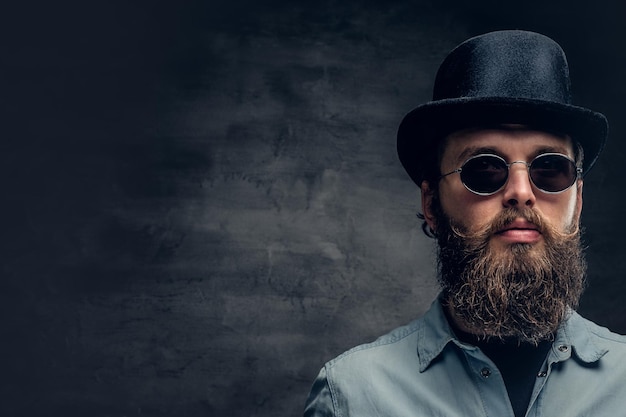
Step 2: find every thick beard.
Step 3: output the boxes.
[436,206,587,345]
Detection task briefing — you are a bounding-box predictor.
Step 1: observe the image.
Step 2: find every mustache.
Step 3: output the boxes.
[449,206,579,242]
[489,207,545,235]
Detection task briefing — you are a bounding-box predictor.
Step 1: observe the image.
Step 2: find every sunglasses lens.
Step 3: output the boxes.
[529,154,578,192]
[460,155,508,194]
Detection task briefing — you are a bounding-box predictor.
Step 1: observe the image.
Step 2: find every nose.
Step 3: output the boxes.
[501,161,536,208]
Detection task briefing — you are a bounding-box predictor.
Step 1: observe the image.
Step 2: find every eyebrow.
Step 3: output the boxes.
[532,146,571,157]
[456,146,499,164]
[455,145,571,165]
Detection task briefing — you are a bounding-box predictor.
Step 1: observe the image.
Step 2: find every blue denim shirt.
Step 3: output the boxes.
[304,298,626,417]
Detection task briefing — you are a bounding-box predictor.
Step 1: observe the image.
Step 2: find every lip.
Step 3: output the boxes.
[495,219,542,244]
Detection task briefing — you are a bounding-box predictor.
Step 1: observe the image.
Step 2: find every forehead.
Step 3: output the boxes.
[441,127,574,164]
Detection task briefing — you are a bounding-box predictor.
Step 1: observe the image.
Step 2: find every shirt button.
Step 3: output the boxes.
[480,367,491,378]
[558,345,569,352]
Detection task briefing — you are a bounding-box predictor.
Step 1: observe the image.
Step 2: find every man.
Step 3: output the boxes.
[304,30,626,417]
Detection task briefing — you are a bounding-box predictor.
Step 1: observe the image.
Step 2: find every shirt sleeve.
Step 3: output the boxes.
[303,366,336,417]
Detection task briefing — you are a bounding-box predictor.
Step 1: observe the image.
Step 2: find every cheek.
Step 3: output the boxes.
[533,189,581,232]
[439,186,499,229]
[555,191,581,228]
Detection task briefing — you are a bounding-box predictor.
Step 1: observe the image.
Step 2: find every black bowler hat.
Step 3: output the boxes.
[397,30,608,186]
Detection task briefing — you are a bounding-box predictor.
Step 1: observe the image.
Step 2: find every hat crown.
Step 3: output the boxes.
[433,30,571,104]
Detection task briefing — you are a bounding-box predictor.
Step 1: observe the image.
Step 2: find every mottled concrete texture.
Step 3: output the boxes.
[4,1,626,416]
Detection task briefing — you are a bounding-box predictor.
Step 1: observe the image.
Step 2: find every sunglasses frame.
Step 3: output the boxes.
[440,152,583,196]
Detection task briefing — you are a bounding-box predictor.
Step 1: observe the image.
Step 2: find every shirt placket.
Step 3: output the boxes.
[462,346,515,417]
[525,342,572,417]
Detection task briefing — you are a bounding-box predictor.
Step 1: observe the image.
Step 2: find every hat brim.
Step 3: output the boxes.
[397,97,608,186]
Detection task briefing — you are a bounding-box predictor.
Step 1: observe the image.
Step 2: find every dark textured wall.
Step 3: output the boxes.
[4,1,626,416]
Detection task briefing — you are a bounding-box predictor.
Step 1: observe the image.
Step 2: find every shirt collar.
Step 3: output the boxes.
[417,296,609,372]
[416,297,461,372]
[552,309,609,363]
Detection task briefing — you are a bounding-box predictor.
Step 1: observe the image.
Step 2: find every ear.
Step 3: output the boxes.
[421,180,438,232]
[575,179,583,220]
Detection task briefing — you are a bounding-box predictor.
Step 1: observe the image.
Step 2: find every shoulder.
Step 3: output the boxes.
[325,318,423,373]
[578,314,626,346]
[324,298,451,374]
[584,319,626,350]
[304,318,428,417]
[565,311,626,364]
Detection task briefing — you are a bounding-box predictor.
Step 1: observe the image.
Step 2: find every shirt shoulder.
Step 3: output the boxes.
[576,313,626,347]
[326,318,423,370]
[562,311,626,364]
[304,300,479,417]
[324,298,455,376]
[305,319,426,417]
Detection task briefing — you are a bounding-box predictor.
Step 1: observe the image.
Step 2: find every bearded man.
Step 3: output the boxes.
[304,30,626,417]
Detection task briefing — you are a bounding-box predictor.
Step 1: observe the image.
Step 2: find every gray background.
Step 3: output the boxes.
[4,1,626,416]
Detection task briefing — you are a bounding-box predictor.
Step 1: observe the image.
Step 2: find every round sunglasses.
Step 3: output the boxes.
[440,153,582,196]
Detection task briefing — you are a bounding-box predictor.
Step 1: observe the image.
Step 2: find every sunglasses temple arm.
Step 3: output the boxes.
[439,168,462,179]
